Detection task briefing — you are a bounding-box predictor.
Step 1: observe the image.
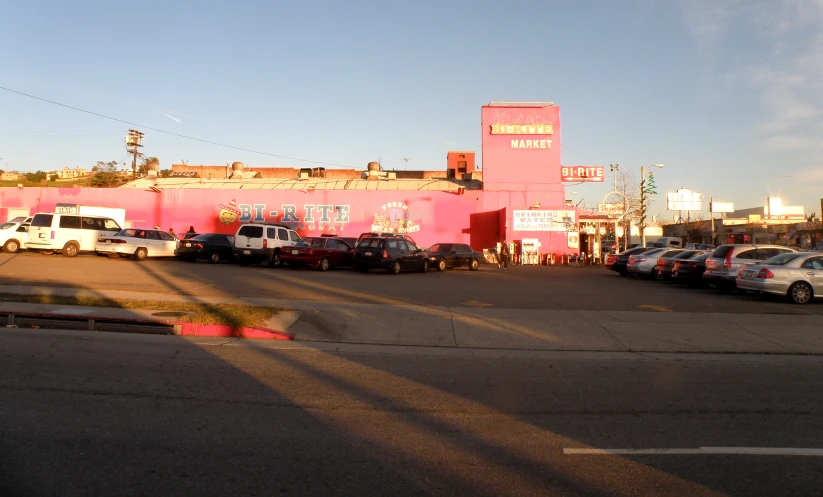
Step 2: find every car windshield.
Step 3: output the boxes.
[674,250,700,259]
[0,223,14,230]
[115,229,139,237]
[295,238,315,247]
[428,244,448,253]
[692,253,711,261]
[191,234,216,241]
[762,253,803,265]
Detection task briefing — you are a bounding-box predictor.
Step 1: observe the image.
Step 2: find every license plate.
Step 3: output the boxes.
[292,250,298,255]
[183,242,189,247]
[244,250,251,255]
[106,240,111,244]
[365,251,372,256]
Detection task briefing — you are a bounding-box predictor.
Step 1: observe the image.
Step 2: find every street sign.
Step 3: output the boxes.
[710,201,734,213]
[561,166,604,183]
[598,202,625,218]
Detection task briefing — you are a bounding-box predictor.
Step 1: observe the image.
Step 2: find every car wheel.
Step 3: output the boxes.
[209,252,220,264]
[134,247,148,261]
[62,242,79,258]
[437,258,447,271]
[653,270,664,281]
[269,252,282,268]
[391,260,401,275]
[319,257,330,272]
[469,259,479,271]
[3,239,19,253]
[419,260,429,273]
[788,282,813,304]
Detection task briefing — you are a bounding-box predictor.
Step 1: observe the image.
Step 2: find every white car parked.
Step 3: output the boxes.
[0,217,32,253]
[96,228,179,261]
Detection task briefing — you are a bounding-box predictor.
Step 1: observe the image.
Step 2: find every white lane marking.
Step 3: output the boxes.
[564,447,823,456]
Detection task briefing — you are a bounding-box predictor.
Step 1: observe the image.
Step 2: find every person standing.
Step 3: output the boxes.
[186,226,196,235]
[500,240,510,269]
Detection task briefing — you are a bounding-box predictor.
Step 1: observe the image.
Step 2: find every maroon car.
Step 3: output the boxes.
[280,236,355,271]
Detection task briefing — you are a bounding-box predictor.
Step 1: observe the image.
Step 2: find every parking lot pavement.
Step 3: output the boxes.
[2,250,822,314]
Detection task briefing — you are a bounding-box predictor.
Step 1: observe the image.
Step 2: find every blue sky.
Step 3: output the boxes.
[2,0,822,219]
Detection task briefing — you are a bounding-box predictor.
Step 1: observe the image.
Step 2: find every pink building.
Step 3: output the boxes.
[1,102,583,260]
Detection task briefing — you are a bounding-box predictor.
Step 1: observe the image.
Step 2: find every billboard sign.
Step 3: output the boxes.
[710,201,734,213]
[512,209,576,232]
[561,166,604,183]
[666,189,702,211]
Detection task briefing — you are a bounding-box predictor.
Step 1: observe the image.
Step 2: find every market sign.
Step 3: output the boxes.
[490,124,553,135]
[666,189,702,211]
[598,202,625,218]
[561,166,604,183]
[513,209,575,232]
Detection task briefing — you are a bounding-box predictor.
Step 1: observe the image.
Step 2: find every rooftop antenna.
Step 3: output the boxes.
[400,157,412,170]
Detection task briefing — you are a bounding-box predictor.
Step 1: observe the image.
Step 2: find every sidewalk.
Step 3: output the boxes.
[1,285,822,354]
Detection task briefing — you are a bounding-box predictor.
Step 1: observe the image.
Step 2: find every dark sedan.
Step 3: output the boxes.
[606,247,653,276]
[653,250,707,281]
[671,252,711,286]
[281,236,354,271]
[176,234,235,263]
[424,243,481,271]
[354,236,428,274]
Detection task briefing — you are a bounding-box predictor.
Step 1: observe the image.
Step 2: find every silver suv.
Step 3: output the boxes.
[703,244,795,290]
[233,223,301,267]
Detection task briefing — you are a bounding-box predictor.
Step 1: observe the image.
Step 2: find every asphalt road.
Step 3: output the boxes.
[2,329,823,496]
[1,250,820,314]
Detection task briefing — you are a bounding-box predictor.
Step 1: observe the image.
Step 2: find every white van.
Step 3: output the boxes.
[27,212,122,257]
[648,236,682,248]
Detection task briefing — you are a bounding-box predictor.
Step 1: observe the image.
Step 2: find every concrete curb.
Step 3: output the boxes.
[175,322,294,340]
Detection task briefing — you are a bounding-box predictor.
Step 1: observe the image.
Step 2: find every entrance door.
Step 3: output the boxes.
[469,209,504,252]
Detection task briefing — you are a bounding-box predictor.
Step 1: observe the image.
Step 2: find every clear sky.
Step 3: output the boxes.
[2,0,821,219]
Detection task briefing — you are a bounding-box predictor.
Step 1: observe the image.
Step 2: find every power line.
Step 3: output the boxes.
[0,86,353,168]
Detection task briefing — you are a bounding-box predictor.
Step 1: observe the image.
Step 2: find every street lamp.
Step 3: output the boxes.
[640,164,664,246]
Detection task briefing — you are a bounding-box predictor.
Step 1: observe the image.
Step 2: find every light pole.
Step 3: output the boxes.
[640,164,664,246]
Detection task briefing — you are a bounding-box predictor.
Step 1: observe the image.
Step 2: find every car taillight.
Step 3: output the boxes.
[307,249,314,255]
[660,260,671,266]
[723,249,734,268]
[757,268,775,279]
[628,256,635,264]
[263,239,268,249]
[382,249,389,259]
[739,264,747,276]
[192,243,203,249]
[98,238,106,243]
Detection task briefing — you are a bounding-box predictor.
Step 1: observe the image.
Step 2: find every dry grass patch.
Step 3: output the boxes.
[0,293,286,328]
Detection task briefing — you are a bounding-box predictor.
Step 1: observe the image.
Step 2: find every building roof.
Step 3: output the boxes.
[120,176,481,192]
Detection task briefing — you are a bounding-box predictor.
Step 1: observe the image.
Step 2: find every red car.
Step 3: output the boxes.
[280,236,355,271]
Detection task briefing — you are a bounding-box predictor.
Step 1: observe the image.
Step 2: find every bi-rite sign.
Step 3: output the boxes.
[561,166,604,183]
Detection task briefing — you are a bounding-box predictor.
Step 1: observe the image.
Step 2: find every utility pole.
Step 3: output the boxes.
[126,129,145,179]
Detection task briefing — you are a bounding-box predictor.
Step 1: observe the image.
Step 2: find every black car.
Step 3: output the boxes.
[424,243,481,271]
[354,236,429,274]
[653,250,706,280]
[176,234,235,263]
[606,247,653,276]
[671,252,711,285]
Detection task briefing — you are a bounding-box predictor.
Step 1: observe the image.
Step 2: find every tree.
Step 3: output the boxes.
[92,165,99,172]
[25,170,47,183]
[159,169,172,178]
[613,170,642,248]
[91,161,125,188]
[137,156,158,176]
[49,174,59,182]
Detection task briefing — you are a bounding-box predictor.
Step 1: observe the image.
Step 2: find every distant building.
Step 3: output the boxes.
[46,167,90,179]
[1,172,24,181]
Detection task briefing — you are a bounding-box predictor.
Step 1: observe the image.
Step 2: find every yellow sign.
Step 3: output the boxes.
[490,124,553,135]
